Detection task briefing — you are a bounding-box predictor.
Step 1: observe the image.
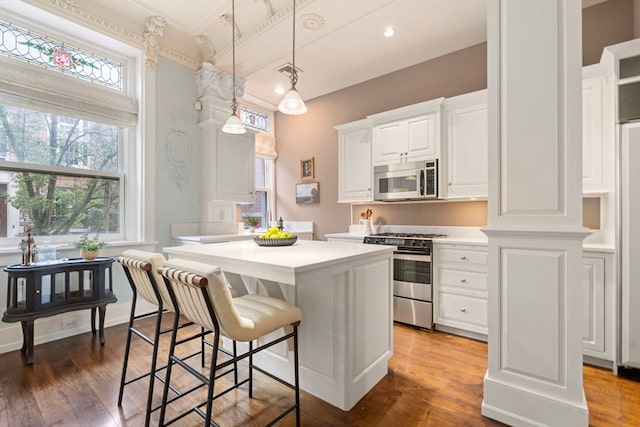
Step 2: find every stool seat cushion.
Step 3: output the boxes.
[232,294,302,342]
[162,258,302,342]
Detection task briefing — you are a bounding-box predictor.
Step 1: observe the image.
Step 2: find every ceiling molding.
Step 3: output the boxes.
[25,0,200,69]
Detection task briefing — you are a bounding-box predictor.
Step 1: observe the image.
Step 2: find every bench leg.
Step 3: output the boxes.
[91,307,97,335]
[21,320,35,365]
[98,305,106,345]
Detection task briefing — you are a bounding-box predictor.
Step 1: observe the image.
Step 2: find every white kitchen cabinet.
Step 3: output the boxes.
[335,119,373,203]
[582,65,614,194]
[581,250,616,366]
[433,243,488,340]
[199,121,255,203]
[620,122,640,369]
[369,98,443,165]
[443,90,488,199]
[582,256,605,355]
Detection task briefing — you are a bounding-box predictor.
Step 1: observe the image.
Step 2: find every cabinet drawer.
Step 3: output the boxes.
[437,292,487,332]
[439,268,487,291]
[439,248,487,268]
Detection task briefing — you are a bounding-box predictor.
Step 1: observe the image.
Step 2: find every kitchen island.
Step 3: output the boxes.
[163,239,395,410]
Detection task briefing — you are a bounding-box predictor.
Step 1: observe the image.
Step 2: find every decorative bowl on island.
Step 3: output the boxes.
[254,227,297,246]
[253,235,297,247]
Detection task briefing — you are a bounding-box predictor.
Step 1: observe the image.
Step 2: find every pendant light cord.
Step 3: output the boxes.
[290,0,298,88]
[231,0,237,114]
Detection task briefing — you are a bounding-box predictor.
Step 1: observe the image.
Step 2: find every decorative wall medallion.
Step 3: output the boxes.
[165,130,192,187]
[165,111,192,188]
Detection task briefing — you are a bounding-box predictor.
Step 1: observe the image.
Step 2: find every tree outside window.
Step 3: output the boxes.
[0,105,120,237]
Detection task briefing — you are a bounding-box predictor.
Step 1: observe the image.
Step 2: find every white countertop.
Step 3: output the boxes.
[324,231,615,252]
[164,239,396,276]
[174,231,259,243]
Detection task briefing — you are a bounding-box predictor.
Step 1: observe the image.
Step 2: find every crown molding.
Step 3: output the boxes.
[22,0,200,69]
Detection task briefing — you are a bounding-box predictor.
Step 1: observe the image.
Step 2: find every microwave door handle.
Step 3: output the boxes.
[420,169,425,196]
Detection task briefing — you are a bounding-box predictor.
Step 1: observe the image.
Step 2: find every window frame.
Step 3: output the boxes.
[0,2,147,248]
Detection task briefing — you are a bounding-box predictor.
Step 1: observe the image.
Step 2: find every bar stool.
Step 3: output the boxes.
[116,250,212,427]
[158,258,302,427]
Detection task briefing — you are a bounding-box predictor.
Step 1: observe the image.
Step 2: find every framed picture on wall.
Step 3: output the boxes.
[296,182,319,204]
[300,157,314,180]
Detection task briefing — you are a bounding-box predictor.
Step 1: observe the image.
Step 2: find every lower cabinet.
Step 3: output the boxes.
[434,243,489,340]
[434,243,615,365]
[582,251,615,364]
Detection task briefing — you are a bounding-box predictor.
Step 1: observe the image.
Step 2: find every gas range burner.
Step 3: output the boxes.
[370,232,448,239]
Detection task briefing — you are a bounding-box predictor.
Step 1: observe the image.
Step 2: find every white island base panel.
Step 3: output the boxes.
[163,240,395,411]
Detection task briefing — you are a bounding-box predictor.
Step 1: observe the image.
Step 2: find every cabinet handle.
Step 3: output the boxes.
[460,308,467,313]
[460,256,467,260]
[460,279,467,283]
[448,182,452,186]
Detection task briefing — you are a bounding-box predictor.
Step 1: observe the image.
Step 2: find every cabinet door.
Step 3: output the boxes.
[621,122,640,368]
[582,77,605,192]
[339,127,372,202]
[582,256,605,354]
[373,121,404,164]
[406,113,438,160]
[445,103,488,199]
[216,130,255,203]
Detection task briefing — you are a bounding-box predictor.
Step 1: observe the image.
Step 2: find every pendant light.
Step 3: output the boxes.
[278,0,307,115]
[222,0,246,134]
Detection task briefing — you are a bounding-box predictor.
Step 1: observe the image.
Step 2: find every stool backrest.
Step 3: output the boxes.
[159,258,250,340]
[118,250,175,311]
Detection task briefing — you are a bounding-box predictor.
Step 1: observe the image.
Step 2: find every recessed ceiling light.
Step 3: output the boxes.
[274,87,285,95]
[384,27,396,37]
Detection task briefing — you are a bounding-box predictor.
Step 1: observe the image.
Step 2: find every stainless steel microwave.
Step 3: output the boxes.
[374,160,438,201]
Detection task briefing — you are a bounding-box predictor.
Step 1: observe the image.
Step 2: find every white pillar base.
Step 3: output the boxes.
[482,374,588,427]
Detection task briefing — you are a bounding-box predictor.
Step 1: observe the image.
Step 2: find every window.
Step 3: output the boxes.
[238,156,274,229]
[240,107,268,133]
[0,5,142,244]
[0,106,120,236]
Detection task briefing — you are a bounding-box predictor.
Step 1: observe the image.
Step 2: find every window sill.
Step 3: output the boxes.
[0,240,159,266]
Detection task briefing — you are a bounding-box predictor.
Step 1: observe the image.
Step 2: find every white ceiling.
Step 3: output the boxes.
[36,0,607,110]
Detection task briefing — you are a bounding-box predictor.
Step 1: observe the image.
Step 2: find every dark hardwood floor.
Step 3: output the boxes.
[0,317,639,426]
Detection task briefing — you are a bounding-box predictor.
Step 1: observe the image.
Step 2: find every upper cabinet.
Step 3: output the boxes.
[335,119,373,203]
[369,98,444,165]
[443,90,488,199]
[582,64,614,194]
[200,121,256,203]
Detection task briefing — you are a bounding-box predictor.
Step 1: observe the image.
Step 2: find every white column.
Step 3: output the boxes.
[482,1,590,425]
[195,63,246,223]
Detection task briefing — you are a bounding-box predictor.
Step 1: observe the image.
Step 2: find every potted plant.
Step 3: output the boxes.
[74,234,107,261]
[246,216,259,233]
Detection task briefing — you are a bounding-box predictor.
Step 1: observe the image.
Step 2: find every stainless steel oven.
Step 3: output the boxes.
[363,233,446,329]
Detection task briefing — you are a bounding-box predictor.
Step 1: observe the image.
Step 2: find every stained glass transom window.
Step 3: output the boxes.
[0,21,123,90]
[240,107,268,133]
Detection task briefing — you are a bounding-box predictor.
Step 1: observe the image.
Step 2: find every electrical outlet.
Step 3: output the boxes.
[61,318,78,330]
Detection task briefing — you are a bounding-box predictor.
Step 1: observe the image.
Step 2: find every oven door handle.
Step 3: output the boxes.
[394,253,431,262]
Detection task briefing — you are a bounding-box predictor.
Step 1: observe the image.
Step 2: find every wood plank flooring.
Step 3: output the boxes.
[0,317,638,426]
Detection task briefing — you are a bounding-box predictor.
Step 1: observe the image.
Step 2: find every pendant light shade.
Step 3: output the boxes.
[278,86,307,115]
[222,109,246,134]
[222,0,246,134]
[278,0,307,115]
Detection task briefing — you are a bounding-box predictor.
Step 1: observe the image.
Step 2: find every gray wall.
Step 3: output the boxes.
[155,57,201,249]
